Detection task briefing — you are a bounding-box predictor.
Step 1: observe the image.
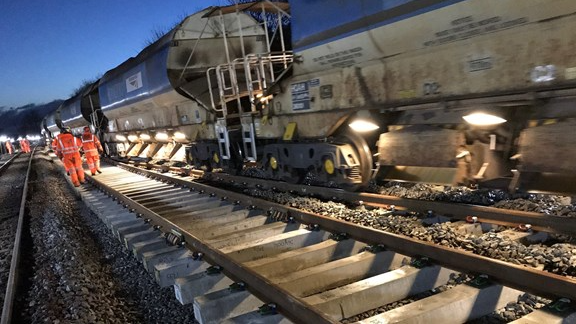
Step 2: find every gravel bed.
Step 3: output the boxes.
[373,181,576,217]
[13,153,197,323]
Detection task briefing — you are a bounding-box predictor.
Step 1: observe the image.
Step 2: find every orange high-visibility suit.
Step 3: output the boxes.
[5,141,13,155]
[52,137,69,174]
[56,132,85,187]
[51,138,58,152]
[22,139,31,153]
[19,139,30,153]
[81,127,103,175]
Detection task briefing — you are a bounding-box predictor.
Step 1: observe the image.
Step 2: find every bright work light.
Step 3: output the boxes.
[463,112,507,126]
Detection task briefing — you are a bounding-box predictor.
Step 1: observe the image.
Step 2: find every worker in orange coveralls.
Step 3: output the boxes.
[55,127,85,187]
[5,141,13,155]
[80,126,103,175]
[52,137,69,175]
[51,137,58,152]
[20,139,31,153]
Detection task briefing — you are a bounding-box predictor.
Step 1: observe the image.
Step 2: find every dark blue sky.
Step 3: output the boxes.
[0,0,227,108]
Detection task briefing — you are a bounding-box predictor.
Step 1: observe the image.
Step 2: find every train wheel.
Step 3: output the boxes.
[338,131,373,191]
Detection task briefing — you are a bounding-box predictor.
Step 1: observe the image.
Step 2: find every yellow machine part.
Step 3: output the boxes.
[283,122,297,141]
[324,158,335,175]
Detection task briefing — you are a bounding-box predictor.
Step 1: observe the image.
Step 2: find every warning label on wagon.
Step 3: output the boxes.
[291,81,310,111]
[126,72,143,92]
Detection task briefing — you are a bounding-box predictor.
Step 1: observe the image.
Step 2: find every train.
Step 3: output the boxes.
[41,0,576,194]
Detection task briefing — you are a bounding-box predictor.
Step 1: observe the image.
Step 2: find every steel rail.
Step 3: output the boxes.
[0,153,22,175]
[203,173,576,236]
[109,162,576,301]
[1,149,35,324]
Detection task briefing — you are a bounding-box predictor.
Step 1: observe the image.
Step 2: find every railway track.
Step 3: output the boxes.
[0,152,33,323]
[0,153,21,174]
[202,172,576,237]
[69,159,576,323]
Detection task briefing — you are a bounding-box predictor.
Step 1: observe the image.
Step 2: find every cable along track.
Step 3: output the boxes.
[79,163,576,323]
